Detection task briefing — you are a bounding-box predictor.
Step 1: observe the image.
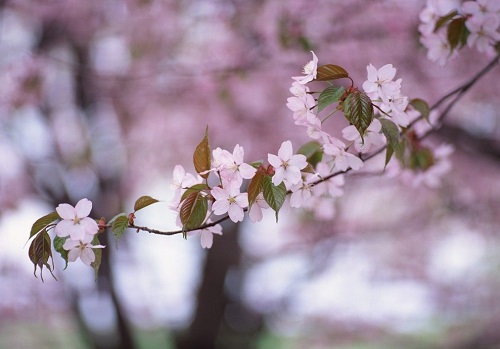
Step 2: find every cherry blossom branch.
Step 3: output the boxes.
[121,55,498,237]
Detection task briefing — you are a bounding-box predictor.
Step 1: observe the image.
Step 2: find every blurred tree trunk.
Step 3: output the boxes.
[34,21,138,349]
[175,222,263,349]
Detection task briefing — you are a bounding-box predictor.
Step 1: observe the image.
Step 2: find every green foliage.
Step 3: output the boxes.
[315,64,349,81]
[410,98,430,122]
[53,236,69,270]
[29,211,59,240]
[409,148,435,171]
[134,195,160,212]
[180,183,209,202]
[180,191,208,234]
[193,127,211,179]
[447,17,468,50]
[434,10,458,32]
[380,118,401,167]
[343,90,374,137]
[111,214,129,244]
[91,235,103,281]
[297,141,323,168]
[262,176,287,222]
[318,85,345,112]
[28,230,56,281]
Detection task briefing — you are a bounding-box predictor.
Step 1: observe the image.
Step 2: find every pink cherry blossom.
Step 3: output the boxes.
[292,51,318,84]
[55,198,99,240]
[211,184,249,222]
[268,140,307,189]
[62,233,105,266]
[219,144,257,186]
[290,179,313,208]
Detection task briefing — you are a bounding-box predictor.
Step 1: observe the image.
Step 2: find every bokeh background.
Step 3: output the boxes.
[1,0,500,348]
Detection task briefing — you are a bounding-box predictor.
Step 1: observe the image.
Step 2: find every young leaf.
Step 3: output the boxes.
[297,141,323,168]
[112,214,129,244]
[180,192,208,231]
[248,169,265,209]
[91,235,103,281]
[410,98,430,122]
[315,64,349,81]
[318,86,346,112]
[28,230,56,281]
[343,90,374,136]
[380,118,400,167]
[134,195,160,212]
[29,211,60,240]
[447,17,468,50]
[53,236,69,270]
[434,10,458,33]
[180,183,209,202]
[262,176,287,222]
[193,127,211,179]
[249,160,263,169]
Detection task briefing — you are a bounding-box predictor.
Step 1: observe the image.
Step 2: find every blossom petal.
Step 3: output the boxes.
[228,204,244,222]
[80,248,96,266]
[75,198,92,218]
[200,231,214,248]
[56,203,76,220]
[63,239,80,250]
[69,224,87,241]
[80,217,99,235]
[55,220,73,237]
[212,200,230,215]
[67,249,80,262]
[278,141,293,160]
[267,154,281,168]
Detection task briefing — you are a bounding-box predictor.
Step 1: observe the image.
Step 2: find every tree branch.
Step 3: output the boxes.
[123,54,499,237]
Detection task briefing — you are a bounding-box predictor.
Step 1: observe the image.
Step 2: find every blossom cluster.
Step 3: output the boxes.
[54,198,104,266]
[168,51,455,249]
[419,0,500,65]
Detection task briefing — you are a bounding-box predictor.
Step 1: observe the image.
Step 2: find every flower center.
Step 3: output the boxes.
[73,216,81,224]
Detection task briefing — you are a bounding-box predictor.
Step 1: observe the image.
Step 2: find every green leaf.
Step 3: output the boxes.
[53,236,69,270]
[180,183,209,202]
[410,98,430,122]
[434,10,458,33]
[262,176,287,222]
[318,86,346,112]
[380,118,400,168]
[28,230,56,281]
[343,90,374,136]
[112,214,129,245]
[91,235,103,281]
[134,195,160,212]
[29,211,60,240]
[248,170,265,209]
[180,192,208,232]
[249,160,263,169]
[193,127,211,179]
[315,64,349,81]
[297,141,323,168]
[447,17,468,50]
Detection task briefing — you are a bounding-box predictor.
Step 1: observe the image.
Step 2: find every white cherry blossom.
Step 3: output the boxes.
[188,222,223,249]
[63,233,105,266]
[248,193,270,223]
[55,198,99,241]
[268,140,307,189]
[342,118,385,153]
[292,51,318,84]
[211,183,248,222]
